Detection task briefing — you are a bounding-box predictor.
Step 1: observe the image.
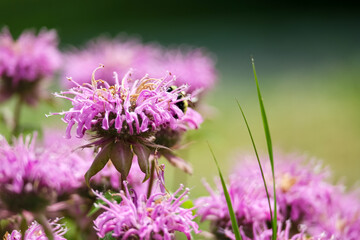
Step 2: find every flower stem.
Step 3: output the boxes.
[12,96,24,137]
[120,175,125,192]
[147,161,155,198]
[19,212,28,240]
[34,213,54,240]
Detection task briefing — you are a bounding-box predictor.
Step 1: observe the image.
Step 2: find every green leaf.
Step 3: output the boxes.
[181,199,194,209]
[58,217,81,240]
[87,204,100,217]
[182,199,196,215]
[236,99,274,228]
[88,190,122,217]
[251,58,278,240]
[208,143,242,240]
[100,232,117,240]
[0,219,9,231]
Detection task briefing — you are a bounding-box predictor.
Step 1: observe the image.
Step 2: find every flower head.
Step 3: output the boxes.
[50,66,202,185]
[196,153,359,239]
[0,133,87,212]
[93,182,200,240]
[0,28,61,105]
[4,219,67,240]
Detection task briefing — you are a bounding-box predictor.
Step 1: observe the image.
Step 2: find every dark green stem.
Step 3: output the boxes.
[19,212,28,240]
[147,161,155,198]
[120,175,125,192]
[34,213,54,240]
[12,96,24,137]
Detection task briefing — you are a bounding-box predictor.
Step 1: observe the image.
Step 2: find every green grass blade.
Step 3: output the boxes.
[235,99,273,225]
[251,58,278,240]
[208,143,242,240]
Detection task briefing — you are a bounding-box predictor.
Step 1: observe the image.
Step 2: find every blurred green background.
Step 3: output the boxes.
[1,0,359,197]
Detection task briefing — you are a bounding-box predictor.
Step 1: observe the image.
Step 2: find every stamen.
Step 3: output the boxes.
[91,64,105,89]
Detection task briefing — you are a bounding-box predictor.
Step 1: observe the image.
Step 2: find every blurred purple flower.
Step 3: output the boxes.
[62,36,217,95]
[93,182,200,240]
[0,28,61,105]
[313,187,360,239]
[50,66,202,184]
[225,220,328,240]
[150,49,217,94]
[196,153,360,239]
[62,37,157,89]
[0,133,88,212]
[4,218,67,240]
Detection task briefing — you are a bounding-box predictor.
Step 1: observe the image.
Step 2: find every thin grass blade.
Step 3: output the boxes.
[235,99,273,225]
[251,58,278,240]
[207,143,242,240]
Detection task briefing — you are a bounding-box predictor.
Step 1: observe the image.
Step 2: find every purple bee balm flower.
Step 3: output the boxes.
[62,37,217,96]
[195,153,355,239]
[312,188,360,240]
[0,133,90,213]
[224,220,328,240]
[4,218,67,240]
[0,28,61,105]
[93,182,200,240]
[50,66,202,185]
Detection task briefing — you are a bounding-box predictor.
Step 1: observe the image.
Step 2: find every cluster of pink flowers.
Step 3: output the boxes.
[4,26,359,240]
[62,36,217,95]
[0,133,90,212]
[195,154,360,240]
[93,182,200,240]
[4,219,67,240]
[0,28,61,105]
